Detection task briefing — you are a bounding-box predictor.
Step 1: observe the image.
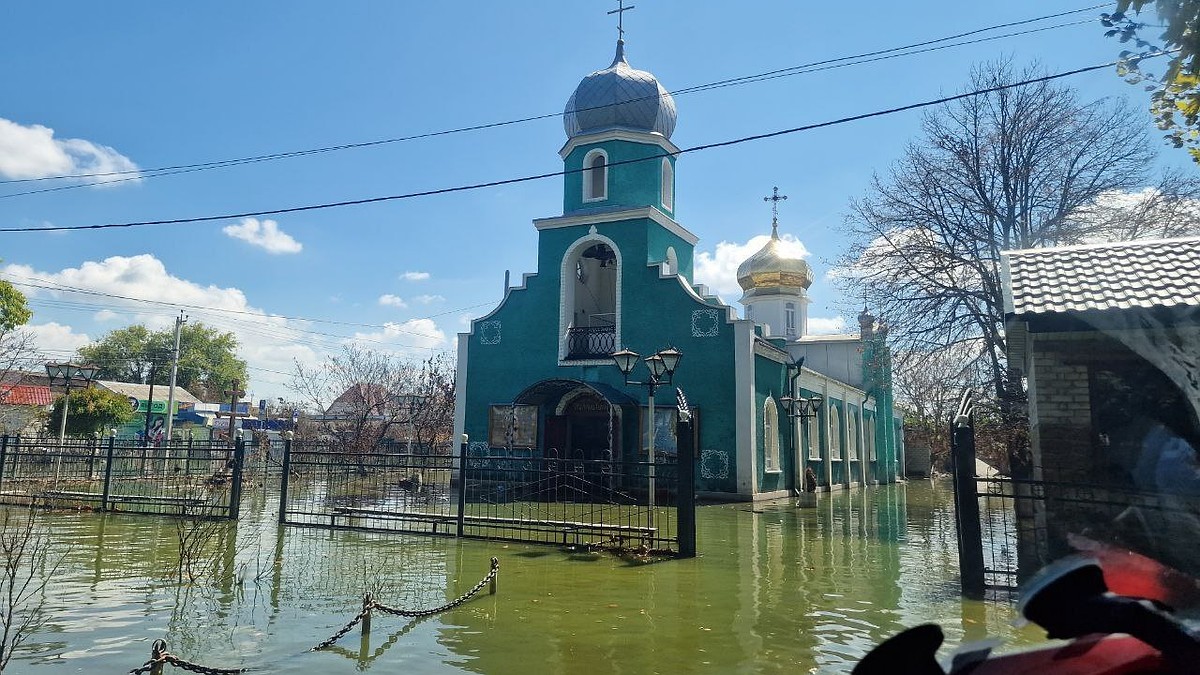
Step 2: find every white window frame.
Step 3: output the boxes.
[764,397,781,472]
[849,411,860,460]
[829,406,842,461]
[785,302,796,337]
[661,157,674,211]
[583,149,608,203]
[806,415,821,460]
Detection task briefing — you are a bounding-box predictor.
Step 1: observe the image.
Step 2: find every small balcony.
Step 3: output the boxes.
[566,326,616,360]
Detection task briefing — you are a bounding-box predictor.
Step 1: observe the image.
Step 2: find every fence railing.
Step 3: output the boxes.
[0,412,699,557]
[0,435,242,518]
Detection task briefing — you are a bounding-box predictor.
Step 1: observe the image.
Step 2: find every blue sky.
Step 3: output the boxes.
[0,1,1189,402]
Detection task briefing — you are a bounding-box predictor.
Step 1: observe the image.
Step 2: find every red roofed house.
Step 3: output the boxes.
[0,383,54,435]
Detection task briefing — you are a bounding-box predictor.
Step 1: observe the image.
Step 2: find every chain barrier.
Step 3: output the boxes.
[312,557,500,649]
[374,556,499,618]
[129,639,247,675]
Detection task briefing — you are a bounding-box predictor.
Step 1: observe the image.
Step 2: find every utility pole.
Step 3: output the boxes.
[218,380,247,442]
[164,311,187,442]
[143,360,158,446]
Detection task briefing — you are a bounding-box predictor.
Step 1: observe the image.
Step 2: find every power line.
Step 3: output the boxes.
[0,5,1107,198]
[0,57,1151,235]
[3,273,485,337]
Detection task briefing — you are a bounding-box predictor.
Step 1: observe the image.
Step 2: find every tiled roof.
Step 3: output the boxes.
[0,385,53,406]
[1003,236,1200,317]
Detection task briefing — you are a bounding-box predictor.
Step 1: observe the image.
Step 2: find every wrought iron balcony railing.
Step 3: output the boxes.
[566,326,616,360]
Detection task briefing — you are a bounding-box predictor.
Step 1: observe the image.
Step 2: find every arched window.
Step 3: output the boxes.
[664,246,678,275]
[806,415,821,460]
[583,149,608,202]
[563,240,619,360]
[849,411,860,460]
[661,158,674,211]
[829,406,842,460]
[764,397,780,472]
[745,305,753,321]
[867,418,877,460]
[785,303,797,337]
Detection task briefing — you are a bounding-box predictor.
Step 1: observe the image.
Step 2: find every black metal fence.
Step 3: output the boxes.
[278,405,697,556]
[277,443,457,533]
[0,435,242,518]
[950,391,1200,597]
[459,451,678,551]
[0,402,699,557]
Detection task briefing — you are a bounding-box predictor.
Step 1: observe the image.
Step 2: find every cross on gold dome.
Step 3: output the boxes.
[607,0,636,40]
[764,186,788,238]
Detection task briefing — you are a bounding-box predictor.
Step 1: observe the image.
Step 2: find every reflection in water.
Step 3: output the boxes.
[15,481,1040,673]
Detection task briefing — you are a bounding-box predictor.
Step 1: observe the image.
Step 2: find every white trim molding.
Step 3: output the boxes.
[558,231,623,364]
[534,206,698,246]
[581,148,608,203]
[559,128,681,160]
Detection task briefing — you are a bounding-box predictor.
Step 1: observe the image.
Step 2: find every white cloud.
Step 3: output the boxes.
[0,117,140,184]
[400,271,430,282]
[807,316,848,335]
[25,322,90,355]
[413,294,444,304]
[93,309,118,322]
[378,294,408,308]
[350,318,447,354]
[694,234,810,299]
[222,218,303,255]
[1,255,317,397]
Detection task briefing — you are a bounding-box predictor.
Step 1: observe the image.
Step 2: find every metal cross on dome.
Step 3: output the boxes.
[764,186,788,237]
[608,0,635,40]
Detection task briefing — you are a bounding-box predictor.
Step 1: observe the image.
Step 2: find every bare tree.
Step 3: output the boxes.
[839,61,1159,405]
[409,353,456,456]
[289,346,452,454]
[0,504,62,671]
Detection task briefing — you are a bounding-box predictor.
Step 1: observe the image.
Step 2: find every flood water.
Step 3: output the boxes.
[13,481,1043,673]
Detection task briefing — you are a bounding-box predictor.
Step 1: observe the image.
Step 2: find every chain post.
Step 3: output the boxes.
[361,592,373,636]
[149,639,167,675]
[277,434,292,524]
[101,432,116,511]
[489,569,497,595]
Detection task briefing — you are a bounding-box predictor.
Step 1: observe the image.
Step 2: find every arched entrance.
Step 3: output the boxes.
[511,379,634,462]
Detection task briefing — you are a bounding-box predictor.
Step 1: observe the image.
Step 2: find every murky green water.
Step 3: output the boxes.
[12,481,1042,673]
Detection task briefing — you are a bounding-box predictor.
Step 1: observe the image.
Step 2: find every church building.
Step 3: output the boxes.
[453,36,902,500]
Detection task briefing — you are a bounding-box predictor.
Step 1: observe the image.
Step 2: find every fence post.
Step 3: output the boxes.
[149,639,166,675]
[101,432,116,511]
[951,408,985,599]
[675,389,697,559]
[229,437,245,520]
[456,435,468,537]
[0,435,8,495]
[277,433,292,525]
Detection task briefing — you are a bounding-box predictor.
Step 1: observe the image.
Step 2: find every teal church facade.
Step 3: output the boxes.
[453,40,902,500]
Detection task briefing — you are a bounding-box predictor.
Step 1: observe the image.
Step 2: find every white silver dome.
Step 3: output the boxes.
[564,40,677,140]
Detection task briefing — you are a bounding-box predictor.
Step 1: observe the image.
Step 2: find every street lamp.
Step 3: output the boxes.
[611,346,682,524]
[780,394,823,421]
[45,362,100,444]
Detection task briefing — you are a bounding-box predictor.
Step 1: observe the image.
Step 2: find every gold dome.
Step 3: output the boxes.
[737,228,813,294]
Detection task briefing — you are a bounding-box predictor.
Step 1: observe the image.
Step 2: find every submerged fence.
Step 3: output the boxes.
[277,432,694,555]
[0,435,242,518]
[0,405,697,556]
